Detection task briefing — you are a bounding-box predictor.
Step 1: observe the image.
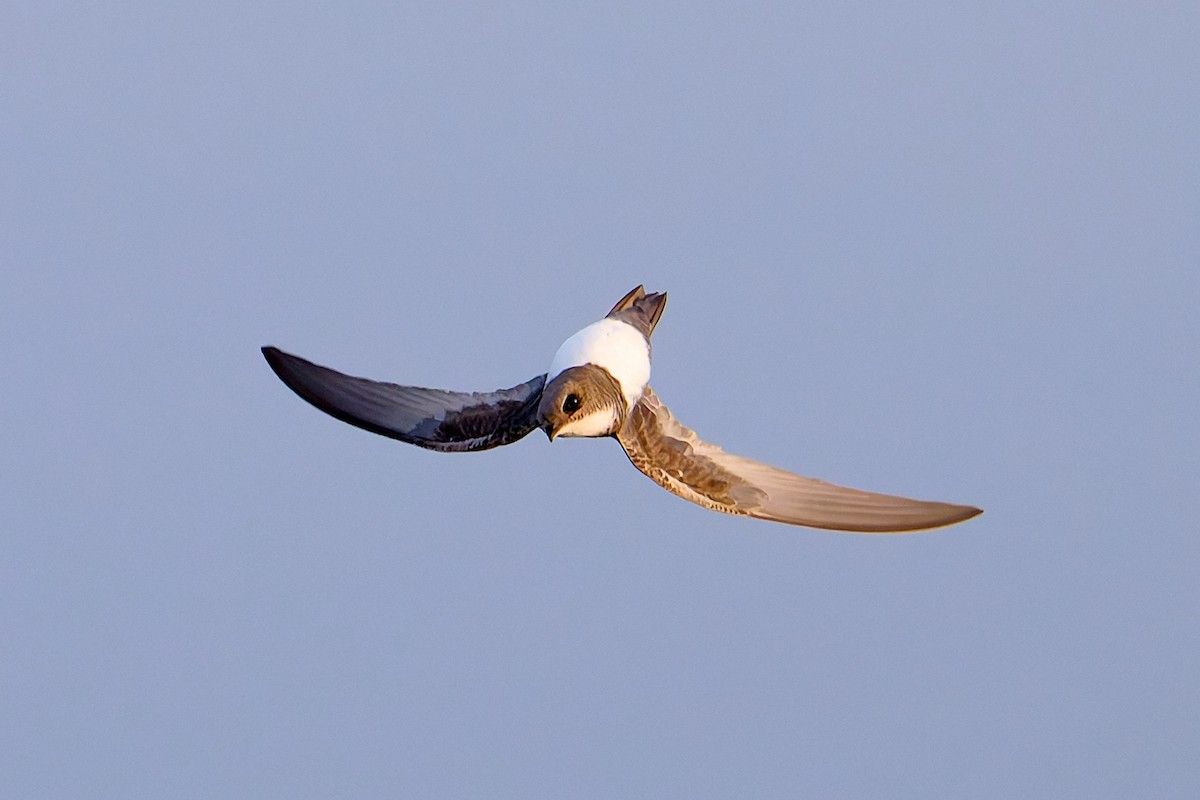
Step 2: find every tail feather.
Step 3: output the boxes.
[606,285,667,338]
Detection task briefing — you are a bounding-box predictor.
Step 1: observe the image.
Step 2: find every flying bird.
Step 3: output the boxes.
[262,286,981,532]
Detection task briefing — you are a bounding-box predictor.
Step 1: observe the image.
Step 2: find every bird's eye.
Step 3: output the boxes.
[562,393,581,414]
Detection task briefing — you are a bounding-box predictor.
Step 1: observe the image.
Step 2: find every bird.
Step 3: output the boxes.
[261,285,981,532]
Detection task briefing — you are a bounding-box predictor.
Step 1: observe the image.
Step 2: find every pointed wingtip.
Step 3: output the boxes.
[910,503,982,532]
[261,345,294,380]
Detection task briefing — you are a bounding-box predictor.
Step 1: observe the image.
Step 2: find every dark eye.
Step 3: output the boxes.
[562,393,581,414]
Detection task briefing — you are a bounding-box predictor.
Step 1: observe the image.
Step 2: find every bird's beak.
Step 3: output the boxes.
[543,425,557,442]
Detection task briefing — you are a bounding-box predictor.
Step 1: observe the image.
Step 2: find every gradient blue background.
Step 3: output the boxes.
[4,2,1197,797]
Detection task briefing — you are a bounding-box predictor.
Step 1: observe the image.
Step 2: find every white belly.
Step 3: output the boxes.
[547,318,651,409]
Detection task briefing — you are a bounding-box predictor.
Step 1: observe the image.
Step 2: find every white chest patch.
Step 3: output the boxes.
[547,318,651,409]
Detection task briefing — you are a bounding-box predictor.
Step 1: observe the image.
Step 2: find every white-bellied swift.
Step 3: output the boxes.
[262,286,981,532]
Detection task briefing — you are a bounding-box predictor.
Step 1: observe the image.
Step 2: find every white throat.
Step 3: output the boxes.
[554,407,621,438]
[547,318,650,409]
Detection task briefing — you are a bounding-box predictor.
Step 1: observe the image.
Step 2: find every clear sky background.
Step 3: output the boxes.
[3,2,1197,798]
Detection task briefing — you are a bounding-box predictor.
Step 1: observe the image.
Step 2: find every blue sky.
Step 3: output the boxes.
[3,2,1198,797]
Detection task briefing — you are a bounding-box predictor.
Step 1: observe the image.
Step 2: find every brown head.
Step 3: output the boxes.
[536,365,629,440]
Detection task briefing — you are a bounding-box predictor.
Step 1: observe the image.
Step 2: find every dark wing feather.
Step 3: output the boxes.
[262,346,545,452]
[617,387,981,532]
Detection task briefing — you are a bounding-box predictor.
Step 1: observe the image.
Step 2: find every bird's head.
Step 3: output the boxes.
[537,365,627,441]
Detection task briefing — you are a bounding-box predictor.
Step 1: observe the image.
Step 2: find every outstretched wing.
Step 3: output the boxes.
[262,346,545,452]
[617,387,981,532]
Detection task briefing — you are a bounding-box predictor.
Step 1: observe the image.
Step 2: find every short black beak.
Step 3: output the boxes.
[542,424,556,442]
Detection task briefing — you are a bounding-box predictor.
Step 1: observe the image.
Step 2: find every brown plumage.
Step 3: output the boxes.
[537,365,627,440]
[618,387,981,532]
